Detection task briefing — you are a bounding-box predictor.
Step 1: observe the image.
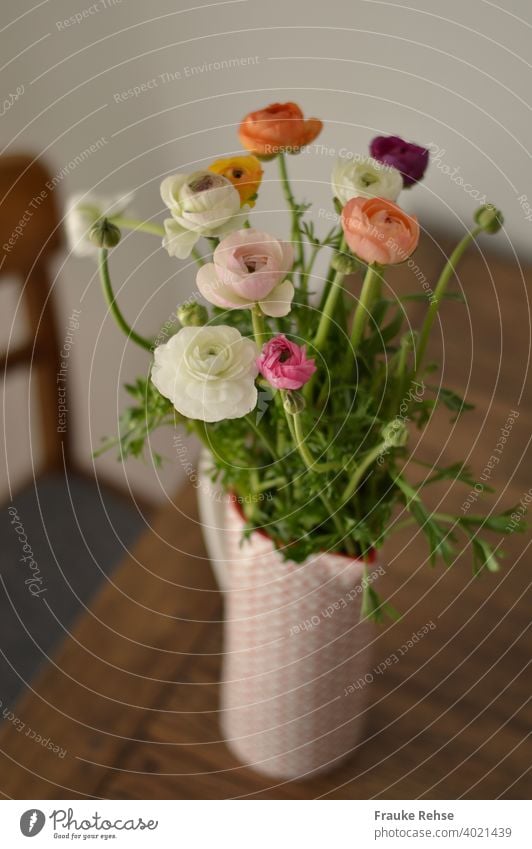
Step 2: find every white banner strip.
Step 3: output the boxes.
[0,800,528,846]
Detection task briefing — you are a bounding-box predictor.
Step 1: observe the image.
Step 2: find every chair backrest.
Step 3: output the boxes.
[0,154,68,476]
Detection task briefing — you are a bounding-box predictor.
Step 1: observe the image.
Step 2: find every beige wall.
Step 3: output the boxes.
[1,0,530,501]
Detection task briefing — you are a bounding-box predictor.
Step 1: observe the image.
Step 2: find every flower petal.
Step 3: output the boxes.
[259,279,295,317]
[162,219,199,258]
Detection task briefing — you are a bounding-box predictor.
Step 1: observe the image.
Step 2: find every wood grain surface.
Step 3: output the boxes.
[0,239,530,800]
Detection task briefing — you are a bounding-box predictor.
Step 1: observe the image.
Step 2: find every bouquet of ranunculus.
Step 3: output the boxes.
[70,102,520,621]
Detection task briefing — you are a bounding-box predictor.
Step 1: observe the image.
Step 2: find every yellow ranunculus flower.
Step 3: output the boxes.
[208,155,263,207]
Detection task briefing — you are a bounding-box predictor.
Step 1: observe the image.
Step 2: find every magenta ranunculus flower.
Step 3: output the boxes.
[369,135,429,188]
[257,335,316,390]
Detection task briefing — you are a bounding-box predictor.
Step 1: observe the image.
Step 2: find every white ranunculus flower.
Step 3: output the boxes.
[65,191,133,257]
[161,171,249,259]
[331,156,403,206]
[151,325,258,422]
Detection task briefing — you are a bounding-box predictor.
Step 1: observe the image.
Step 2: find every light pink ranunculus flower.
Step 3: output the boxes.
[257,335,316,390]
[196,228,295,317]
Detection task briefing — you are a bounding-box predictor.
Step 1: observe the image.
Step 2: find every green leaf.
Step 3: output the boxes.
[361,572,400,623]
[427,385,475,420]
[471,536,501,574]
[459,509,526,534]
[414,460,479,489]
[395,476,455,566]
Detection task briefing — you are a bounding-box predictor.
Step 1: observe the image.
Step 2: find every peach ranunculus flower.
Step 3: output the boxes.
[208,155,263,207]
[238,102,323,157]
[341,197,420,265]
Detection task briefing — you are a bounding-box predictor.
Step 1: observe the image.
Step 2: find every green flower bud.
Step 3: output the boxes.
[331,252,360,274]
[283,390,306,415]
[177,301,208,327]
[474,204,504,234]
[382,418,408,448]
[89,218,121,248]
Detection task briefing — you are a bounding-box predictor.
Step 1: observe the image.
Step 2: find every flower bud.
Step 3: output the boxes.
[331,252,361,274]
[283,390,306,415]
[382,419,408,448]
[177,301,208,327]
[89,218,121,248]
[474,204,504,234]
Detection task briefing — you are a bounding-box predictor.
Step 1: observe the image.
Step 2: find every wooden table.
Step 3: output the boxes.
[1,240,531,799]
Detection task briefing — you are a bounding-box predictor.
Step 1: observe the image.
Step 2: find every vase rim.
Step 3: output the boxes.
[227,492,377,564]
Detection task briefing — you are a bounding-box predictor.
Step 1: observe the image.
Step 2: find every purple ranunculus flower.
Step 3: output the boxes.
[369,135,429,188]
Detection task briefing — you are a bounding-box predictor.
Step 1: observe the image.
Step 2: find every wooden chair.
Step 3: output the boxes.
[0,154,68,478]
[0,155,144,711]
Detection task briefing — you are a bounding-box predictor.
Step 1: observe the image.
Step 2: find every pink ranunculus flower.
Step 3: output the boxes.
[196,228,295,317]
[257,334,316,390]
[341,196,420,265]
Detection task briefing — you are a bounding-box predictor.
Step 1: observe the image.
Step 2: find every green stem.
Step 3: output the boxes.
[350,263,382,352]
[254,476,287,493]
[313,268,346,352]
[342,441,387,502]
[110,216,165,237]
[278,153,305,289]
[390,340,409,416]
[98,249,153,351]
[251,307,267,349]
[284,403,339,473]
[415,226,482,377]
[111,215,206,268]
[245,414,277,460]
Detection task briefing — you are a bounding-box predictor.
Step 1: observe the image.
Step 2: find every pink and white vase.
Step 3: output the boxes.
[198,456,376,781]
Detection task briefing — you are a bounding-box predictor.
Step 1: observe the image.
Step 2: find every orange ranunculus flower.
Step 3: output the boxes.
[238,102,323,157]
[341,197,420,265]
[208,155,263,207]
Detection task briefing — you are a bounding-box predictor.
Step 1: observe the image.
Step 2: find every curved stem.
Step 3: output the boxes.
[110,216,165,237]
[350,263,382,352]
[245,414,277,460]
[415,226,482,377]
[342,441,386,502]
[278,152,305,289]
[285,404,339,473]
[98,249,153,351]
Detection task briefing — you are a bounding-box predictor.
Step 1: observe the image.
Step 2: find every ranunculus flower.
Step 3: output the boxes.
[341,197,420,265]
[331,156,402,206]
[196,229,295,317]
[160,171,248,259]
[65,191,133,257]
[151,325,258,422]
[257,335,316,390]
[208,155,263,207]
[369,135,429,188]
[239,102,323,156]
